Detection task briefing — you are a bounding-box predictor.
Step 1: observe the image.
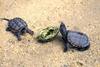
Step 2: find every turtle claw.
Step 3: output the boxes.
[18,37,21,41]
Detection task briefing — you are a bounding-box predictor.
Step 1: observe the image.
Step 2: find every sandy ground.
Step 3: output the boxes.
[0,0,100,67]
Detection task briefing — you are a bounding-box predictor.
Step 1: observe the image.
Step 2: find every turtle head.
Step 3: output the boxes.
[59,22,68,38]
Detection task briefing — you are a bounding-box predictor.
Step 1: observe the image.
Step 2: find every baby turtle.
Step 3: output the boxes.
[60,22,90,52]
[1,17,34,41]
[37,27,59,42]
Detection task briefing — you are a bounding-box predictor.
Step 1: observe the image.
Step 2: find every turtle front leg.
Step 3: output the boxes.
[26,28,34,35]
[15,32,21,41]
[62,37,69,52]
[63,42,69,52]
[6,27,11,31]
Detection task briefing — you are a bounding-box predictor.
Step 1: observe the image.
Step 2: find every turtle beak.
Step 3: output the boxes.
[59,22,67,37]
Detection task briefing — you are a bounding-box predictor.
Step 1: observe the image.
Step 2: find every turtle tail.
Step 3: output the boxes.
[0,18,10,21]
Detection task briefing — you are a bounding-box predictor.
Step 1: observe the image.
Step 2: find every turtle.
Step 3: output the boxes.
[59,22,90,52]
[37,26,59,42]
[1,17,34,41]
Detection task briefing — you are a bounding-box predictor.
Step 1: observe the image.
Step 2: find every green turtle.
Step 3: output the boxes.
[37,27,59,42]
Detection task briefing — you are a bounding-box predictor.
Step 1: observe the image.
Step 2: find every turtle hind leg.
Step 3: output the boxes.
[6,27,11,31]
[62,37,69,52]
[26,28,34,35]
[15,32,21,41]
[76,45,90,51]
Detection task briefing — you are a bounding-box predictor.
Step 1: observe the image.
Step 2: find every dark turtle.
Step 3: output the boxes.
[59,22,90,52]
[1,17,34,41]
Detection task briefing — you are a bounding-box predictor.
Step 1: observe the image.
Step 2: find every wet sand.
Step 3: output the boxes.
[0,0,100,67]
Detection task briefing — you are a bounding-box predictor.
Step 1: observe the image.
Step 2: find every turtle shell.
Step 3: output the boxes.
[8,17,27,31]
[37,27,59,42]
[67,31,90,50]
